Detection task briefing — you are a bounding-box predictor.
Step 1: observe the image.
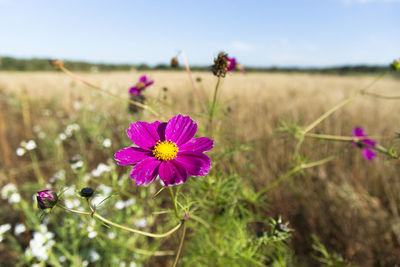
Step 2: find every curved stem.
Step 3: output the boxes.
[305,133,394,142]
[253,155,337,200]
[209,76,221,137]
[57,64,162,118]
[303,72,387,134]
[172,221,187,267]
[97,231,175,256]
[57,204,182,238]
[168,186,180,219]
[361,91,400,99]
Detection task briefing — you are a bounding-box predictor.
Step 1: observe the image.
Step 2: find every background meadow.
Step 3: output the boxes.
[1,0,400,266]
[0,69,400,266]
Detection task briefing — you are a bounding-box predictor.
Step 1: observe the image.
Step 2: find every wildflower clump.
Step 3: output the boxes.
[129,75,154,96]
[115,114,213,186]
[352,127,377,161]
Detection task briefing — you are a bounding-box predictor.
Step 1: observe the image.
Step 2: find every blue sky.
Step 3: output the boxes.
[0,0,399,67]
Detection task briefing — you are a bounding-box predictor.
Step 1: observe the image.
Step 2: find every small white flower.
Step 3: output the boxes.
[125,199,136,207]
[14,223,26,236]
[59,256,66,262]
[134,218,147,228]
[129,262,137,267]
[53,170,66,181]
[89,249,100,262]
[91,163,112,177]
[73,101,82,110]
[103,138,112,148]
[9,193,21,204]
[107,232,116,239]
[71,160,84,170]
[2,183,17,199]
[38,132,46,139]
[97,184,112,195]
[82,260,89,267]
[16,147,26,156]
[59,133,67,141]
[25,140,37,151]
[115,200,125,210]
[0,224,12,242]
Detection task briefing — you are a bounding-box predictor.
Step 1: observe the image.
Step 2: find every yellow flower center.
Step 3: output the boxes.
[137,82,146,90]
[152,140,179,161]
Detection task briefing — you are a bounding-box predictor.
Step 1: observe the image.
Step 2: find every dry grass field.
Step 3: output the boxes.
[1,71,400,266]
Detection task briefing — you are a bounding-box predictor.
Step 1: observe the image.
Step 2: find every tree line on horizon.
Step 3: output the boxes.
[0,56,393,75]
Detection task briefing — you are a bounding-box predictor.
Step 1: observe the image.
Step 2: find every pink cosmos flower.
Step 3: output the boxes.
[226,57,237,72]
[114,115,213,186]
[129,75,154,96]
[352,127,377,161]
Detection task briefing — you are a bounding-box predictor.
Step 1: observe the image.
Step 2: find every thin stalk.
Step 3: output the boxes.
[305,133,394,142]
[57,64,161,118]
[168,186,180,219]
[181,51,208,114]
[254,155,337,200]
[303,72,387,134]
[97,232,175,256]
[172,221,187,267]
[57,204,182,238]
[209,77,221,137]
[302,92,361,134]
[361,91,400,99]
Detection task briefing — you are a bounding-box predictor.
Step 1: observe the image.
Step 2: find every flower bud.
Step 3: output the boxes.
[170,56,179,68]
[36,190,58,209]
[79,187,94,198]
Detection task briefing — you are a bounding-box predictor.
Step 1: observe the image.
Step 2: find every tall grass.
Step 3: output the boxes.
[0,70,399,266]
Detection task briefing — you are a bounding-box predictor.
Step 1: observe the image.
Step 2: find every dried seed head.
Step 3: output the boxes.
[50,59,64,70]
[211,52,229,77]
[170,56,179,68]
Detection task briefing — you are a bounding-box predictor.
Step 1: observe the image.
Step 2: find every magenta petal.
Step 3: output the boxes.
[151,121,167,141]
[126,122,159,150]
[145,80,154,87]
[174,152,211,177]
[165,115,198,146]
[353,127,366,137]
[362,148,377,161]
[129,86,139,95]
[362,139,376,147]
[139,75,147,83]
[159,161,188,186]
[179,137,214,153]
[129,158,161,185]
[114,147,151,166]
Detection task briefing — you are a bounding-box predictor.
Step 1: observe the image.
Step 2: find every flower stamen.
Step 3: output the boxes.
[153,140,179,161]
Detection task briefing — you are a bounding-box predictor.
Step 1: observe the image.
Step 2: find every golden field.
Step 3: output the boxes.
[1,71,400,266]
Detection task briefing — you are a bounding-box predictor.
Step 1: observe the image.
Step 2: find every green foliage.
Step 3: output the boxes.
[311,235,355,267]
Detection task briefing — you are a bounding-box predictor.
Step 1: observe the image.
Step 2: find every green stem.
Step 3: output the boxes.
[168,186,180,219]
[305,133,393,142]
[302,72,387,135]
[57,204,182,238]
[172,221,187,267]
[209,76,221,137]
[253,155,337,200]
